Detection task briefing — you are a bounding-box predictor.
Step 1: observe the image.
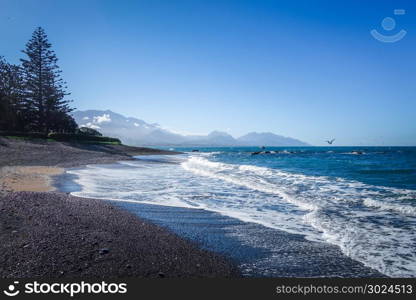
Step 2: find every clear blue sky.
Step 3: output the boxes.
[1,0,415,145]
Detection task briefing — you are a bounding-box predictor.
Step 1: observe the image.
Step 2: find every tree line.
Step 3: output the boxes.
[0,27,77,134]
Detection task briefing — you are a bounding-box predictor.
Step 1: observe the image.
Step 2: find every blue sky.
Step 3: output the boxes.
[1,0,415,145]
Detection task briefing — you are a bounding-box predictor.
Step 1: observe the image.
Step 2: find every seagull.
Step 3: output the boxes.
[326,139,335,145]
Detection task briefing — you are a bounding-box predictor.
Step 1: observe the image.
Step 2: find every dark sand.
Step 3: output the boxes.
[0,192,239,278]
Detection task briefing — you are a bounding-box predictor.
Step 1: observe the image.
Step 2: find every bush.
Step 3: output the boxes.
[77,127,103,137]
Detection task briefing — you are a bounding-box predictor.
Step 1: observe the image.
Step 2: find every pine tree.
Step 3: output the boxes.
[0,57,25,131]
[20,27,74,133]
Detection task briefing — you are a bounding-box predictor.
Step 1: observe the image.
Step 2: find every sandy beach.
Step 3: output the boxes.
[0,137,239,278]
[0,166,64,193]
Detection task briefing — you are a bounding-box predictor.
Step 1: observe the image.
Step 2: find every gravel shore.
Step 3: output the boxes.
[0,137,179,168]
[0,192,239,278]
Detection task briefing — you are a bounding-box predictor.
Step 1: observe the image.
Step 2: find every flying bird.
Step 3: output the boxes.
[326,139,335,145]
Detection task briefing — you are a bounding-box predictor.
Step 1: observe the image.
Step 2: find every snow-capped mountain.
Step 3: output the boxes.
[73,110,308,146]
[73,110,185,146]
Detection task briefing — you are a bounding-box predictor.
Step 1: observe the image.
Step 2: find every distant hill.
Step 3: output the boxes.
[73,110,309,147]
[237,132,308,146]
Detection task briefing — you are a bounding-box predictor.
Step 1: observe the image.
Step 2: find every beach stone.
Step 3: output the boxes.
[0,191,239,278]
[99,248,109,255]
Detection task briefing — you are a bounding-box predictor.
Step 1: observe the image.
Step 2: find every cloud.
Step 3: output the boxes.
[93,114,111,124]
[83,116,89,120]
[83,122,101,130]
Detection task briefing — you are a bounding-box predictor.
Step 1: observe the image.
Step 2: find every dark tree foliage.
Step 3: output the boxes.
[78,127,103,137]
[0,57,25,130]
[0,28,77,134]
[20,27,75,134]
[49,110,78,133]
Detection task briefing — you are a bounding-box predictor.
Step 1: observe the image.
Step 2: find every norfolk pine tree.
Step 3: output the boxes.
[20,27,75,133]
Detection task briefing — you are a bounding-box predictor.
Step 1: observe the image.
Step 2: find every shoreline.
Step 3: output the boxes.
[0,136,180,194]
[57,162,386,278]
[0,137,239,278]
[110,200,386,277]
[0,137,387,277]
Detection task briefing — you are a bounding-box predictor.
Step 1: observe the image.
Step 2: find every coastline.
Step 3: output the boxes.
[0,137,387,278]
[57,161,386,278]
[109,200,385,277]
[0,136,179,194]
[0,137,239,278]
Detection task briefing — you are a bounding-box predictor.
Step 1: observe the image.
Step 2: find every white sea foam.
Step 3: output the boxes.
[181,156,416,277]
[68,154,416,277]
[363,198,416,216]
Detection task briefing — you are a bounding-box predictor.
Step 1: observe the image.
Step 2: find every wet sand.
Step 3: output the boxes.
[110,199,386,278]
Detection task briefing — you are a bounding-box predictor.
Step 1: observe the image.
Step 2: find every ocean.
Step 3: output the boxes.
[61,146,416,277]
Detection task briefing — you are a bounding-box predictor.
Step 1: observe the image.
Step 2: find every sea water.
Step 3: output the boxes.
[67,147,416,277]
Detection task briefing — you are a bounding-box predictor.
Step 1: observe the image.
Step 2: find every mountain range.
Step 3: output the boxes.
[73,110,309,147]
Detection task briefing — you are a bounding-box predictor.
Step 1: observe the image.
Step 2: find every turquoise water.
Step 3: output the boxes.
[67,146,416,277]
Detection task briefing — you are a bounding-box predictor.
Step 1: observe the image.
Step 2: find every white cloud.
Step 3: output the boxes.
[93,114,111,124]
[83,116,89,120]
[84,122,101,130]
[159,126,205,136]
